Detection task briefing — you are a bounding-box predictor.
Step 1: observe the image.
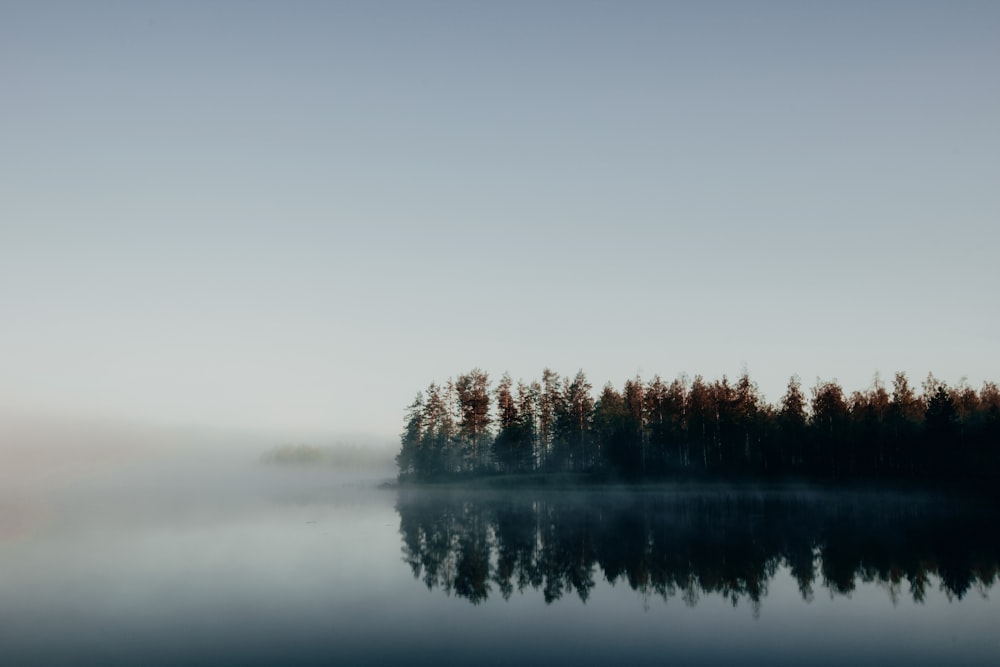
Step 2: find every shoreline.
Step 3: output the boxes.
[390,472,999,500]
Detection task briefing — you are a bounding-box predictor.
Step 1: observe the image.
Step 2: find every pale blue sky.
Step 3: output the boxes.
[3,1,998,439]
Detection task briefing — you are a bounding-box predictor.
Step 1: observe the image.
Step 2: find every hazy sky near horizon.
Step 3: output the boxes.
[3,1,999,439]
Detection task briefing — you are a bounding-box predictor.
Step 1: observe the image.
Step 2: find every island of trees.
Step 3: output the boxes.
[396,368,1000,485]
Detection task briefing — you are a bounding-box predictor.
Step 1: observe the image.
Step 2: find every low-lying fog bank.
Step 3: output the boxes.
[0,410,396,544]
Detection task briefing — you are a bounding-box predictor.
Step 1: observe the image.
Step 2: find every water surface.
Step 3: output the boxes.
[2,453,997,666]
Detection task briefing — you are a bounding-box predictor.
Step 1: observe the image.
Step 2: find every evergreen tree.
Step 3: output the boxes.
[712,376,737,470]
[810,379,849,477]
[924,381,958,475]
[889,372,923,476]
[623,376,645,474]
[925,383,957,434]
[397,392,425,479]
[664,376,688,469]
[518,380,541,469]
[778,375,807,472]
[593,383,631,474]
[456,369,492,472]
[421,382,458,477]
[733,371,761,472]
[863,374,891,474]
[643,375,669,472]
[557,370,594,471]
[952,379,981,433]
[493,373,517,472]
[493,373,535,473]
[538,368,562,470]
[687,375,713,471]
[496,373,516,431]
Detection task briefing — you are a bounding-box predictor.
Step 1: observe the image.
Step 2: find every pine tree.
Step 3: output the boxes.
[493,373,525,472]
[557,370,594,471]
[593,383,627,472]
[517,380,541,470]
[643,375,669,472]
[889,372,922,476]
[397,392,425,479]
[811,379,849,477]
[538,368,562,470]
[623,376,645,474]
[778,375,807,472]
[456,369,492,472]
[733,371,761,471]
[687,375,713,471]
[496,373,516,432]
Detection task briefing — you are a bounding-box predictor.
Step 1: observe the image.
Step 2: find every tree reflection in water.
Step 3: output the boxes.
[396,488,1000,612]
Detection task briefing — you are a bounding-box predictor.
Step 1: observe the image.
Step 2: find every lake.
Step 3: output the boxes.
[2,451,998,666]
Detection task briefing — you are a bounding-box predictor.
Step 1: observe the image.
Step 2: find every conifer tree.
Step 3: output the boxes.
[643,375,669,472]
[593,383,627,472]
[623,376,645,473]
[397,392,425,479]
[538,369,562,470]
[811,379,849,477]
[889,372,922,475]
[516,380,541,470]
[778,375,807,471]
[557,371,594,471]
[687,375,713,471]
[456,369,492,471]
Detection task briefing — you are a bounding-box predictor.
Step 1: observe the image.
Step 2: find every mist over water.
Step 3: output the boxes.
[2,420,998,666]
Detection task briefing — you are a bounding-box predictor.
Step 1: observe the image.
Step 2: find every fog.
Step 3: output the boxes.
[3,412,998,667]
[0,410,395,545]
[0,412,404,666]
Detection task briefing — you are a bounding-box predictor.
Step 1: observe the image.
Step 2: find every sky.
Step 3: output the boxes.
[2,1,999,441]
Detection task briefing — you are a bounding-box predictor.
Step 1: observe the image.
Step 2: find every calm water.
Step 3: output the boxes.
[2,454,998,667]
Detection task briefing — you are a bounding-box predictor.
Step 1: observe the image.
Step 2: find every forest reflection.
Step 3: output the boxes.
[396,488,999,611]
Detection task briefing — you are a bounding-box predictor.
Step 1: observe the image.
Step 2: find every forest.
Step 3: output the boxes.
[396,368,1000,485]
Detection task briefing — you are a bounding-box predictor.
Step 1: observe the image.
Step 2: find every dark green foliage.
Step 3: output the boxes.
[493,408,534,473]
[810,379,850,477]
[926,383,958,436]
[552,371,594,472]
[593,383,632,474]
[399,368,1000,486]
[777,375,808,471]
[538,369,561,470]
[492,373,531,473]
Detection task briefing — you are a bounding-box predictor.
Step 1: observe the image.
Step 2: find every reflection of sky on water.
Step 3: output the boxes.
[1,459,998,666]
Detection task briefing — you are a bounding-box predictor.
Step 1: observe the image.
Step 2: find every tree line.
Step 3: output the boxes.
[396,368,1000,483]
